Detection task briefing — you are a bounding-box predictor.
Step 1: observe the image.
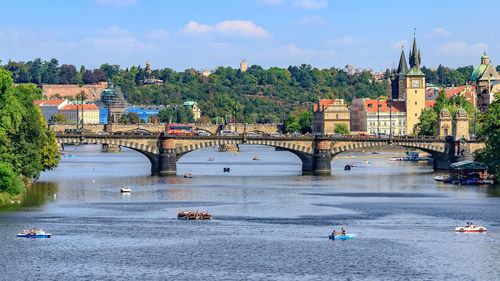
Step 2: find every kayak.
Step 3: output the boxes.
[329,234,356,239]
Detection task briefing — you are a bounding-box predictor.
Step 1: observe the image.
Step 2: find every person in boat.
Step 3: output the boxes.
[470,222,474,228]
[341,228,346,236]
[331,230,338,239]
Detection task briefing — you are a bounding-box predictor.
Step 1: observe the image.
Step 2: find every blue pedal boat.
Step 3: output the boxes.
[329,234,356,240]
[17,229,51,238]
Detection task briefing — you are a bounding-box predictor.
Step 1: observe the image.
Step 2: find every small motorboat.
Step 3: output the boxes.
[455,225,486,232]
[329,234,356,240]
[208,157,215,161]
[253,157,261,161]
[17,228,51,238]
[434,175,448,182]
[178,211,211,220]
[184,173,193,178]
[223,167,230,172]
[120,187,131,193]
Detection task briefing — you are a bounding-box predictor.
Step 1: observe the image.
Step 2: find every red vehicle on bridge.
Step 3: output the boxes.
[166,124,193,136]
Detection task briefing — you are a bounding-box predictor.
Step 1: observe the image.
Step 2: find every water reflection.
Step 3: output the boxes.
[0,182,58,211]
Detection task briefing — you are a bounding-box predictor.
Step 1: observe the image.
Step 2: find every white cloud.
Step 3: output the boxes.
[327,36,364,46]
[256,0,328,10]
[83,26,152,53]
[437,41,487,55]
[292,0,328,10]
[96,0,137,6]
[428,28,452,37]
[182,20,270,38]
[297,15,326,26]
[256,0,285,6]
[391,40,408,50]
[182,21,214,35]
[144,29,170,40]
[216,20,269,38]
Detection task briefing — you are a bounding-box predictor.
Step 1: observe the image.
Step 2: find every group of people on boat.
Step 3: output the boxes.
[22,228,44,235]
[465,222,475,228]
[178,211,211,220]
[331,228,346,238]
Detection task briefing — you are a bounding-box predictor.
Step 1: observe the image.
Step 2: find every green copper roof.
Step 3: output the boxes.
[183,101,196,106]
[406,68,425,76]
[481,53,488,59]
[471,64,487,81]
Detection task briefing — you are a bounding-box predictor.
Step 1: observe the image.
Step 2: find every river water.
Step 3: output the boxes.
[1,145,499,280]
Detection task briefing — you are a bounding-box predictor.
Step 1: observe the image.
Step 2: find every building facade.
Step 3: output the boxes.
[59,104,100,124]
[470,52,500,112]
[351,99,407,135]
[312,99,350,135]
[34,99,69,122]
[240,60,248,72]
[183,101,201,120]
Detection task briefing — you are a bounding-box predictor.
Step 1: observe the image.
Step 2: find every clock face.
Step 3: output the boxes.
[412,80,420,87]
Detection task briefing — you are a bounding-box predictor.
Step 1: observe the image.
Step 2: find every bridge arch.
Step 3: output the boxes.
[330,141,446,156]
[56,137,160,173]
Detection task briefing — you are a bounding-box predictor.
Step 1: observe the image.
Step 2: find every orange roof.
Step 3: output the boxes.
[60,104,99,111]
[314,99,347,111]
[34,99,67,106]
[445,86,476,98]
[425,101,435,108]
[364,99,406,113]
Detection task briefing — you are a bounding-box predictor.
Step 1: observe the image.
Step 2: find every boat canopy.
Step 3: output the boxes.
[450,160,488,170]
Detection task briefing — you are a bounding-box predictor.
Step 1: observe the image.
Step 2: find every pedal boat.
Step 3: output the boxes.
[329,234,356,239]
[17,230,51,238]
[455,226,486,232]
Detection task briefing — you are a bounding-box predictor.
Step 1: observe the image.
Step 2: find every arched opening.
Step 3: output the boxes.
[177,144,305,176]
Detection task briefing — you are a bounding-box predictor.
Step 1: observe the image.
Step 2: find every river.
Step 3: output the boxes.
[1,144,499,280]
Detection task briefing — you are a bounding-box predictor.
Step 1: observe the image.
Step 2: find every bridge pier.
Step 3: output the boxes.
[312,138,332,175]
[158,138,177,176]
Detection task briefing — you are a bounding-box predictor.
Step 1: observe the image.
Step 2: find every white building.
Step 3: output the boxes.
[34,99,69,122]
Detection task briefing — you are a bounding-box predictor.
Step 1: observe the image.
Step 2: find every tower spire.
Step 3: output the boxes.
[409,30,420,70]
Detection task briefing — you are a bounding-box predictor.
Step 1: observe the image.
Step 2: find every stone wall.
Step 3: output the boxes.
[42,82,108,101]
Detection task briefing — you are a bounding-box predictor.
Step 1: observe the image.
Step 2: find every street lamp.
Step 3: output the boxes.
[389,99,392,139]
[377,99,380,136]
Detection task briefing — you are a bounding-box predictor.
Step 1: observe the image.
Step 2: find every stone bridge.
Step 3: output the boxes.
[55,133,485,176]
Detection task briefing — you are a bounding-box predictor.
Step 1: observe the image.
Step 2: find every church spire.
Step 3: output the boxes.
[397,47,408,75]
[409,35,419,69]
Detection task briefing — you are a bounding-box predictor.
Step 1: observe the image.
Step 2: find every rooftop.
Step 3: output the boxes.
[60,104,99,111]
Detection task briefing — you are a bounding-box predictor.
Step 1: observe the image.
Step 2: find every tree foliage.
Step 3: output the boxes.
[334,123,350,135]
[415,91,476,136]
[285,114,301,133]
[0,69,59,197]
[477,94,500,178]
[299,111,312,134]
[119,112,144,124]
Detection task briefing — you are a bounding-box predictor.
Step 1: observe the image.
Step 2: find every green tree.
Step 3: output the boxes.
[0,69,59,199]
[415,108,438,136]
[50,113,67,124]
[285,114,301,133]
[334,123,350,135]
[477,94,500,178]
[298,111,312,134]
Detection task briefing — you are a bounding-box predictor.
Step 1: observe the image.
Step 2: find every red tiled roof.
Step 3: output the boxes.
[445,86,476,98]
[60,104,99,111]
[425,101,435,108]
[314,99,348,111]
[364,99,406,113]
[34,99,67,106]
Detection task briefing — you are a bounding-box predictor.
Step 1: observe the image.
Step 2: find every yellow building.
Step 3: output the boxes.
[183,101,201,120]
[240,60,248,72]
[312,99,350,135]
[59,104,100,124]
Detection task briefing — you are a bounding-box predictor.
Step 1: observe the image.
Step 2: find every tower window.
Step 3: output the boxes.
[415,90,417,94]
[415,113,417,117]
[415,101,417,105]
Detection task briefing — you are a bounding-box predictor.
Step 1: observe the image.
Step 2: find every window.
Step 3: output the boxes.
[336,114,339,119]
[415,90,417,94]
[415,101,417,105]
[415,113,417,117]
[368,104,372,108]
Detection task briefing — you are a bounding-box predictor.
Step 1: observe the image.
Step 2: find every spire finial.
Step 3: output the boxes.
[414,27,416,37]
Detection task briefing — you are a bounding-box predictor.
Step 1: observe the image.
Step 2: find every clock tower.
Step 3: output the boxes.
[404,36,426,134]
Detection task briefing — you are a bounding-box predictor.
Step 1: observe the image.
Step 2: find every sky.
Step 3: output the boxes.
[0,0,498,71]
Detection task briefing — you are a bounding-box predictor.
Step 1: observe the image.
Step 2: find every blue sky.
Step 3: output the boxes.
[0,0,498,71]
